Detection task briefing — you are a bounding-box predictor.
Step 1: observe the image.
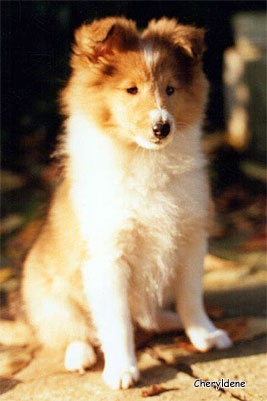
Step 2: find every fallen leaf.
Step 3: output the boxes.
[216,317,248,342]
[174,339,200,353]
[206,304,225,319]
[147,343,187,365]
[217,317,266,342]
[141,384,170,397]
[0,378,22,393]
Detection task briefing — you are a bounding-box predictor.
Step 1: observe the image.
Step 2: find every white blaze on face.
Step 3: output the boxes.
[134,44,175,150]
[143,43,160,72]
[142,43,161,110]
[143,43,175,127]
[135,107,175,150]
[149,109,174,127]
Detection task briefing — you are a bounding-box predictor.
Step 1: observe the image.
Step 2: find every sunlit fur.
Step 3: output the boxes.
[61,17,208,150]
[22,17,231,390]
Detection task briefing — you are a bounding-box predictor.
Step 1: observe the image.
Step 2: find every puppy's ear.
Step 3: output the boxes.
[173,24,205,60]
[73,17,138,62]
[144,18,206,61]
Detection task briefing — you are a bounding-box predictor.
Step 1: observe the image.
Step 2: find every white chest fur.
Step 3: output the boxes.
[65,115,209,322]
[66,114,208,249]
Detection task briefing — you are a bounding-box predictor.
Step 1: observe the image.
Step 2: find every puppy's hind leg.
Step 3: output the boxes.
[28,296,86,346]
[27,294,97,373]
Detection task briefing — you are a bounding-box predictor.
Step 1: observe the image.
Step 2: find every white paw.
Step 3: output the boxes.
[64,341,97,373]
[188,328,233,352]
[103,364,140,390]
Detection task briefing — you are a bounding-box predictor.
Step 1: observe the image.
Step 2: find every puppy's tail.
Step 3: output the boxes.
[0,320,36,376]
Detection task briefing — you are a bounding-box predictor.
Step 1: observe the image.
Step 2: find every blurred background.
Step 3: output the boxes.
[1,1,266,318]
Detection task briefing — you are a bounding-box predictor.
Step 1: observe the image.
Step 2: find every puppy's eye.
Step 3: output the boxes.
[166,86,175,96]
[127,87,138,94]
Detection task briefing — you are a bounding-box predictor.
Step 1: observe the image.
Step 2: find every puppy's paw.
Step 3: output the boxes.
[103,364,140,389]
[188,328,232,352]
[64,341,97,373]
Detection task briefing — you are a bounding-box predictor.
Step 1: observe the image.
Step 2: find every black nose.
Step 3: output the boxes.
[152,122,170,139]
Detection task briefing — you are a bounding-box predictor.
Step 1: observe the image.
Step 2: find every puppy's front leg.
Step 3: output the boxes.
[82,256,139,389]
[176,234,232,352]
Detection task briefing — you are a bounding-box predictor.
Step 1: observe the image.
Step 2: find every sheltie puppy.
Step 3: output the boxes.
[21,16,232,389]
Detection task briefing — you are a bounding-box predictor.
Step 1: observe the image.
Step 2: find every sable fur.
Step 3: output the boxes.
[19,16,232,389]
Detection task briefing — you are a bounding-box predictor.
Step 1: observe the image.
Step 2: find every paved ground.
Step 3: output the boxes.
[1,260,266,401]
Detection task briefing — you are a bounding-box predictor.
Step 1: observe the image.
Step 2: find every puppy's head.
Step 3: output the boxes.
[61,17,208,150]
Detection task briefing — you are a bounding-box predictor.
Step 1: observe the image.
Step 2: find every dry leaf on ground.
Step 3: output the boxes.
[217,317,248,342]
[141,384,171,397]
[206,304,225,319]
[217,317,266,342]
[174,339,200,353]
